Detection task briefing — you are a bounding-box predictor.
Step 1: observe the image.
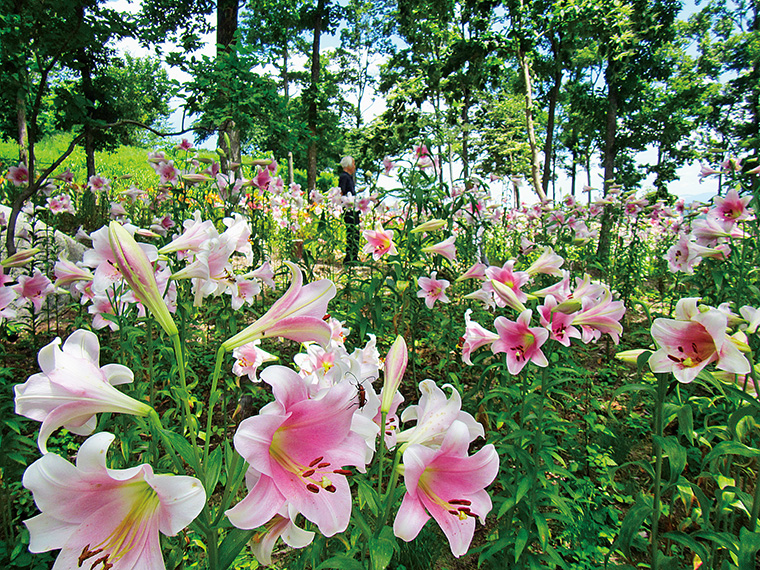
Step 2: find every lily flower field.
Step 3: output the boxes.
[0,142,759,570]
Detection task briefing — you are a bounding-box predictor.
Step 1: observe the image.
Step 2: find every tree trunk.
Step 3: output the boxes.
[517,48,547,203]
[217,0,240,168]
[81,59,96,178]
[542,42,562,195]
[282,43,289,100]
[16,88,28,165]
[462,85,470,180]
[596,59,619,262]
[306,0,325,191]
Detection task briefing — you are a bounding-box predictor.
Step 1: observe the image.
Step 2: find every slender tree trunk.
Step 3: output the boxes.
[16,88,28,165]
[542,48,562,195]
[596,60,619,262]
[217,0,240,168]
[306,0,325,191]
[81,59,96,178]
[462,86,470,180]
[282,43,289,100]
[517,48,547,202]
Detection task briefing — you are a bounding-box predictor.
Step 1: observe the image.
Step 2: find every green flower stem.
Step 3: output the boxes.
[651,373,668,570]
[352,505,373,541]
[376,449,403,538]
[146,410,184,473]
[746,350,760,401]
[204,347,226,463]
[212,451,248,527]
[169,333,202,470]
[376,410,388,495]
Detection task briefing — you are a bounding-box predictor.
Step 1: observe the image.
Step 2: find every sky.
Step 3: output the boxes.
[108,0,724,205]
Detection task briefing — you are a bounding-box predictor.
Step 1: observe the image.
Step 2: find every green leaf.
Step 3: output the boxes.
[218,528,256,570]
[677,404,694,445]
[608,493,652,561]
[161,429,201,474]
[738,527,760,569]
[515,527,529,562]
[317,555,365,570]
[357,478,381,517]
[534,513,550,550]
[516,477,532,505]
[369,526,397,570]
[704,440,760,468]
[662,531,709,564]
[205,446,224,494]
[654,435,687,485]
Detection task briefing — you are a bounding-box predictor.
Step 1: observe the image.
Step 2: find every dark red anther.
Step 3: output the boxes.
[301,469,315,478]
[309,456,324,467]
[317,462,330,469]
[449,499,472,506]
[448,510,459,515]
[333,469,353,475]
[306,483,320,493]
[325,485,336,493]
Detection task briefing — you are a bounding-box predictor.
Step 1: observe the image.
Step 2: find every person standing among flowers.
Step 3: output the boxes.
[339,156,359,264]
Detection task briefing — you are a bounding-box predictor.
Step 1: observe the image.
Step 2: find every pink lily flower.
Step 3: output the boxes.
[397,380,483,449]
[245,261,276,289]
[692,217,747,244]
[7,162,29,186]
[422,236,457,262]
[740,305,760,334]
[232,340,278,382]
[524,247,564,277]
[53,259,94,287]
[12,269,55,313]
[456,262,487,282]
[250,505,315,565]
[159,212,216,257]
[538,295,581,347]
[393,420,499,557]
[222,262,335,351]
[0,285,18,319]
[87,174,111,194]
[416,271,450,309]
[649,300,750,383]
[14,329,151,452]
[158,161,179,185]
[484,261,530,305]
[712,188,753,221]
[362,222,398,260]
[461,309,499,365]
[571,290,626,344]
[492,310,549,375]
[699,164,721,179]
[23,432,205,569]
[176,138,195,151]
[382,156,396,175]
[226,366,367,536]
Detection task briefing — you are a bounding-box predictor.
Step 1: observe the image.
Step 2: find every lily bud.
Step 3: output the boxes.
[1,248,40,268]
[108,222,178,336]
[411,219,446,234]
[490,280,527,313]
[615,349,646,364]
[381,336,408,413]
[729,331,751,353]
[554,298,582,314]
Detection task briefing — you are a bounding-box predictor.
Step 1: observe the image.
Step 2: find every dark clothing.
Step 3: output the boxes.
[339,170,359,263]
[339,171,355,197]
